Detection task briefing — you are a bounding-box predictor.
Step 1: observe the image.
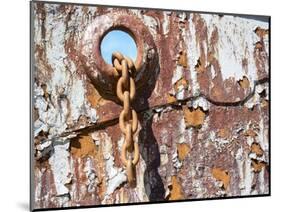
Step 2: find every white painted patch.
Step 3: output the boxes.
[172,151,183,172]
[243,157,254,195]
[159,144,169,165]
[192,96,209,111]
[131,10,158,40]
[162,12,170,35]
[201,14,269,88]
[49,139,71,196]
[208,130,231,152]
[235,147,246,190]
[177,117,187,144]
[185,14,201,96]
[99,132,127,198]
[34,5,99,141]
[83,157,98,193]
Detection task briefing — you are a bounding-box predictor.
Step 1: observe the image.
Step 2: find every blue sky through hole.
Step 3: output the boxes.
[101,30,137,64]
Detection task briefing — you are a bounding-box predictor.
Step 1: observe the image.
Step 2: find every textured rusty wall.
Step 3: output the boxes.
[32,2,269,210]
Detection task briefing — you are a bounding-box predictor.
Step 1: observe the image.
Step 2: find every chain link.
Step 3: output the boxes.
[112,51,139,186]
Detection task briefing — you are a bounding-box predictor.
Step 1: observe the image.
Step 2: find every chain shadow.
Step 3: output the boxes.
[135,55,165,201]
[138,110,165,201]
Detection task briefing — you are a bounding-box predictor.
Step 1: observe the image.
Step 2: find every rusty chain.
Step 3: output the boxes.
[112,52,139,186]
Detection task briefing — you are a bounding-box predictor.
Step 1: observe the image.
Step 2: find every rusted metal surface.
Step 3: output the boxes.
[32,2,269,210]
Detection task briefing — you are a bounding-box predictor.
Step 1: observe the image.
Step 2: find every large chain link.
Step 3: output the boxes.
[112,52,139,186]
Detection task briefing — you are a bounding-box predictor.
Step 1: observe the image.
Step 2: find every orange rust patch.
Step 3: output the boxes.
[168,176,184,200]
[98,176,106,200]
[195,57,206,73]
[212,168,230,189]
[238,76,250,89]
[261,99,268,108]
[244,129,257,137]
[174,77,188,93]
[177,51,188,68]
[86,83,105,108]
[70,135,96,158]
[255,41,263,51]
[119,187,129,203]
[211,86,223,99]
[82,6,89,13]
[207,52,216,63]
[167,93,177,104]
[177,143,190,161]
[251,159,266,173]
[251,142,264,157]
[254,27,269,39]
[183,107,206,128]
[218,128,230,139]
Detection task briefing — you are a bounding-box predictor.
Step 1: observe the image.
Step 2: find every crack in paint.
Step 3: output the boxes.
[37,77,268,144]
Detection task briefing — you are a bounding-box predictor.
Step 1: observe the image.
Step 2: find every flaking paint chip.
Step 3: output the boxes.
[251,159,266,173]
[254,27,269,38]
[195,57,206,73]
[174,77,188,93]
[168,176,184,200]
[244,129,257,137]
[251,142,264,157]
[212,168,230,190]
[177,51,188,68]
[183,106,206,128]
[176,143,190,161]
[238,76,250,89]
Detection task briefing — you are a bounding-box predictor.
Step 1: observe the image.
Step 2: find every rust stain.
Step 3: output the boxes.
[177,50,188,68]
[70,135,96,158]
[86,83,105,108]
[174,77,188,93]
[183,106,206,128]
[217,128,230,139]
[168,176,184,200]
[255,41,263,51]
[212,168,230,189]
[211,86,224,99]
[251,142,264,157]
[119,187,129,203]
[195,57,206,73]
[238,76,250,89]
[244,129,257,137]
[261,99,269,108]
[166,93,177,103]
[177,143,190,161]
[254,27,269,39]
[251,159,266,173]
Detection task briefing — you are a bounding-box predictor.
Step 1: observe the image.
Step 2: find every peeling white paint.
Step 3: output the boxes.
[49,139,71,196]
[235,147,246,190]
[243,157,254,195]
[177,117,187,144]
[185,14,201,96]
[84,157,99,193]
[202,14,269,87]
[131,10,158,40]
[100,132,127,198]
[34,4,98,141]
[172,151,183,172]
[163,12,170,35]
[192,96,209,111]
[208,130,231,152]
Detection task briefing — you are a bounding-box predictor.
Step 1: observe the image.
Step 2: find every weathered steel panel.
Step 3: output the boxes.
[32,2,269,209]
